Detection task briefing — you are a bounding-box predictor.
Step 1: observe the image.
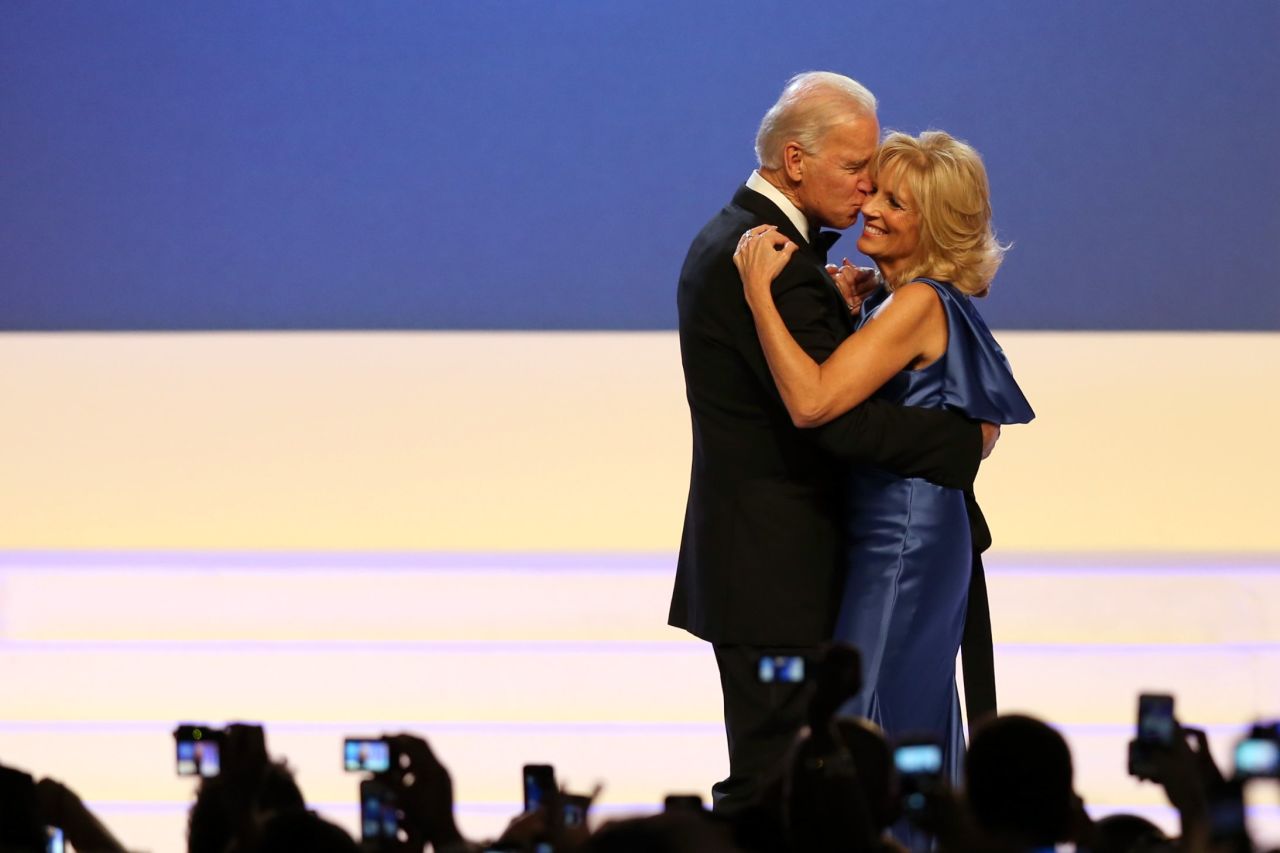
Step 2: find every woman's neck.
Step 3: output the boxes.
[875,258,911,291]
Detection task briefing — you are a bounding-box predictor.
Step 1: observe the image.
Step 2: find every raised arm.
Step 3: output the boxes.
[722,226,985,491]
[734,225,941,428]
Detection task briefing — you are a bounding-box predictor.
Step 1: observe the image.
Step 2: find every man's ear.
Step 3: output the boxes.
[782,141,806,183]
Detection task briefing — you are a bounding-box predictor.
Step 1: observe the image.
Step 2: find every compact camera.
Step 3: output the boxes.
[343,737,392,774]
[1235,722,1280,780]
[757,654,806,684]
[173,724,223,778]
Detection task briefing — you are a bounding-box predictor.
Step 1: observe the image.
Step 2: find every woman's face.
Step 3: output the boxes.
[856,164,922,275]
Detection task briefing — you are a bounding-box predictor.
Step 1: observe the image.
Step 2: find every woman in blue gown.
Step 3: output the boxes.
[734,130,1034,822]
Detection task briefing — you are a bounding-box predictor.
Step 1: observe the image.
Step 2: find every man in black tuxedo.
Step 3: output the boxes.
[669,72,997,812]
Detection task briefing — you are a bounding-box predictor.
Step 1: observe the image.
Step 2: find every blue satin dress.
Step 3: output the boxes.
[836,278,1034,789]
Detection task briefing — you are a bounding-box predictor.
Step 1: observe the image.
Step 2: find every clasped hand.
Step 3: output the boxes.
[734,224,878,313]
[734,225,798,308]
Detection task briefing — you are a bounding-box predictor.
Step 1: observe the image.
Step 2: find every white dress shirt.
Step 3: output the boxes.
[745,170,811,243]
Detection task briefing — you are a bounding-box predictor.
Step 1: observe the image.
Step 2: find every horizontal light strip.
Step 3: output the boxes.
[79,801,677,816]
[73,800,1280,818]
[0,551,674,572]
[1,550,1278,572]
[3,639,1279,654]
[0,720,1263,738]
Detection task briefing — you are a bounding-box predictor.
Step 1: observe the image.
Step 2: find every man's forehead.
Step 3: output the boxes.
[823,114,879,153]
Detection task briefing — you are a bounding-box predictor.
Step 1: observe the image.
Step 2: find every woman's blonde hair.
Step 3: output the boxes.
[873,130,1007,296]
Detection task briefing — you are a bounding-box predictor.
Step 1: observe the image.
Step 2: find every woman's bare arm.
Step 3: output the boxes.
[734,226,943,428]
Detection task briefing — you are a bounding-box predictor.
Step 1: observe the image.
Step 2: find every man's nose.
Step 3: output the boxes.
[855,171,873,195]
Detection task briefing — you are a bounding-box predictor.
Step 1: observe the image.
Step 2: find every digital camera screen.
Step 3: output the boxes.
[344,738,391,773]
[1236,738,1280,776]
[176,739,221,777]
[895,743,943,775]
[757,656,805,684]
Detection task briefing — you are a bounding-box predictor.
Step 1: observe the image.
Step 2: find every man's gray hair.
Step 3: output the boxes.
[754,72,878,169]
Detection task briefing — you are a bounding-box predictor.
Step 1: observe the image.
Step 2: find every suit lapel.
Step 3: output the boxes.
[731,185,855,336]
[732,186,809,255]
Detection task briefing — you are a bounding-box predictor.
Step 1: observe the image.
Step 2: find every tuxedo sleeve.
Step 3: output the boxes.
[754,264,983,491]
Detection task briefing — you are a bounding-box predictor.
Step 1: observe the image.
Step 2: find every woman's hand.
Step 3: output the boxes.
[826,258,879,313]
[734,225,798,308]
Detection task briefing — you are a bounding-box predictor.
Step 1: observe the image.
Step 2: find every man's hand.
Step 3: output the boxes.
[383,733,468,851]
[825,258,880,313]
[1138,724,1210,846]
[980,423,1001,460]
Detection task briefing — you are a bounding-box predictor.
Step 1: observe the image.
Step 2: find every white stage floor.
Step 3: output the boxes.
[2,550,1278,852]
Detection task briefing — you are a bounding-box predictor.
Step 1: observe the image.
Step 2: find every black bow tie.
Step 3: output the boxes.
[812,229,841,263]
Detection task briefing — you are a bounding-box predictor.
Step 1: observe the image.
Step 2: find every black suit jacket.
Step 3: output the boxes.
[669,185,984,646]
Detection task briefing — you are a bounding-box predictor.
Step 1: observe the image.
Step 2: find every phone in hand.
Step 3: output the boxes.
[344,737,392,773]
[523,764,557,812]
[894,738,944,819]
[359,778,401,849]
[1137,693,1176,746]
[173,724,223,778]
[1128,693,1176,778]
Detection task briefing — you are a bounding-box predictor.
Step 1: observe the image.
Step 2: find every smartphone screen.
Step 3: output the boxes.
[344,738,392,773]
[45,827,64,853]
[523,764,556,811]
[1137,694,1176,746]
[360,780,400,842]
[757,655,806,684]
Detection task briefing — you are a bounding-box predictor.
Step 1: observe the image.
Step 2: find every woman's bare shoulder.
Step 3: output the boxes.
[875,281,944,328]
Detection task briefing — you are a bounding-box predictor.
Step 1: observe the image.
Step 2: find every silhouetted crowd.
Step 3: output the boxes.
[2,644,1277,853]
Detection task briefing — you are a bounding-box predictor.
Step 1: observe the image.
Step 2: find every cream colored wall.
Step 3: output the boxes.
[2,331,1277,552]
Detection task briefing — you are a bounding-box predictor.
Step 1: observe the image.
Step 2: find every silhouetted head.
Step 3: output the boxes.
[187,761,305,853]
[585,812,740,853]
[833,716,900,832]
[965,714,1075,847]
[238,809,358,853]
[0,765,44,853]
[784,726,878,853]
[1092,813,1170,853]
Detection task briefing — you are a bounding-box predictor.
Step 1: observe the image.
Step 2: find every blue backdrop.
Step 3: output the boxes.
[2,0,1277,330]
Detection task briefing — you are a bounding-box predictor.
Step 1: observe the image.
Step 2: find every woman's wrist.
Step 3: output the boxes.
[744,275,772,305]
